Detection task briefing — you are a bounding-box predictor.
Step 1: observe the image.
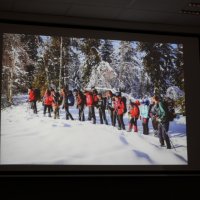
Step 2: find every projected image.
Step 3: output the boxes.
[1,33,187,165]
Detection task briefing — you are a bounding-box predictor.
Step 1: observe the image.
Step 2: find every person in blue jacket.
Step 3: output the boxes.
[140,98,150,135]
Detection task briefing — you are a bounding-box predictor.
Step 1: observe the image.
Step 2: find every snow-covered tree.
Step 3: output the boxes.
[100,40,114,64]
[80,38,101,88]
[137,42,184,96]
[87,61,117,89]
[115,41,143,97]
[2,34,34,104]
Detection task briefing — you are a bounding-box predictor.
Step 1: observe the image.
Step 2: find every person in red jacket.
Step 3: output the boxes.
[84,90,96,124]
[115,92,125,130]
[28,86,37,114]
[127,101,140,132]
[43,89,53,117]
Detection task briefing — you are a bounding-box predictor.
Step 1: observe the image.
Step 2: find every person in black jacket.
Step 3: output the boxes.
[149,99,159,136]
[106,90,115,126]
[97,93,108,125]
[61,88,74,120]
[152,96,171,149]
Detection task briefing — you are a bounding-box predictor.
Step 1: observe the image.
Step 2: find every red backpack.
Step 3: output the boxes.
[86,92,94,106]
[29,89,35,101]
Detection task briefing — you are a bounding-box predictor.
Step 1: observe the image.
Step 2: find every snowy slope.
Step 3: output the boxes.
[1,95,187,165]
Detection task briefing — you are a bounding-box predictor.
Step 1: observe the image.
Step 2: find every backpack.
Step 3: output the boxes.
[121,96,127,114]
[34,88,41,101]
[162,98,176,121]
[54,92,62,105]
[67,94,75,106]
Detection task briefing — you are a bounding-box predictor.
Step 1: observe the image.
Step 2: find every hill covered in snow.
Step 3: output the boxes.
[1,95,188,165]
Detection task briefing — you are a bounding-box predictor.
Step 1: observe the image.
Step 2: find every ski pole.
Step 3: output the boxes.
[169,137,176,151]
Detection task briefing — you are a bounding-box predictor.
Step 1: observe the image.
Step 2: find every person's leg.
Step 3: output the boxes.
[56,108,59,119]
[152,117,156,130]
[99,109,103,124]
[163,122,171,149]
[117,114,122,130]
[65,106,69,120]
[91,106,96,124]
[54,107,56,119]
[158,123,165,146]
[127,118,134,132]
[58,107,60,119]
[78,107,81,121]
[110,109,114,126]
[81,106,85,121]
[120,114,125,130]
[48,105,51,117]
[143,118,149,135]
[133,118,138,132]
[33,101,37,114]
[44,105,47,115]
[152,117,158,136]
[146,118,149,135]
[68,107,74,120]
[102,109,108,125]
[88,107,91,120]
[113,111,117,127]
[142,118,146,134]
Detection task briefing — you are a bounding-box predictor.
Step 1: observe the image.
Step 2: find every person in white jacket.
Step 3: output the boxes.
[140,98,150,135]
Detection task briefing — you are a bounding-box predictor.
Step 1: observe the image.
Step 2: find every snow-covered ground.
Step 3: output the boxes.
[0,94,188,165]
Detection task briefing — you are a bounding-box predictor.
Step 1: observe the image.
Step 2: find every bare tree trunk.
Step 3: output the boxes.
[59,36,63,90]
[44,53,50,88]
[8,51,15,104]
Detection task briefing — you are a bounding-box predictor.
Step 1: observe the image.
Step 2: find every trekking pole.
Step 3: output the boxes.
[169,136,177,151]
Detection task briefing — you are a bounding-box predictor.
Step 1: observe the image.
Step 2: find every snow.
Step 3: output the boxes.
[1,95,188,165]
[87,61,117,89]
[166,86,185,100]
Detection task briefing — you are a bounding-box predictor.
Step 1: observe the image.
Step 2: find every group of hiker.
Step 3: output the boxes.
[28,86,176,149]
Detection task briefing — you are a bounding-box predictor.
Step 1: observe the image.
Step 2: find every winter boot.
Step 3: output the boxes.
[70,116,74,120]
[165,138,171,149]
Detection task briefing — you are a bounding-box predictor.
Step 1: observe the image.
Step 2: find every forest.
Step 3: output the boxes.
[1,33,185,112]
